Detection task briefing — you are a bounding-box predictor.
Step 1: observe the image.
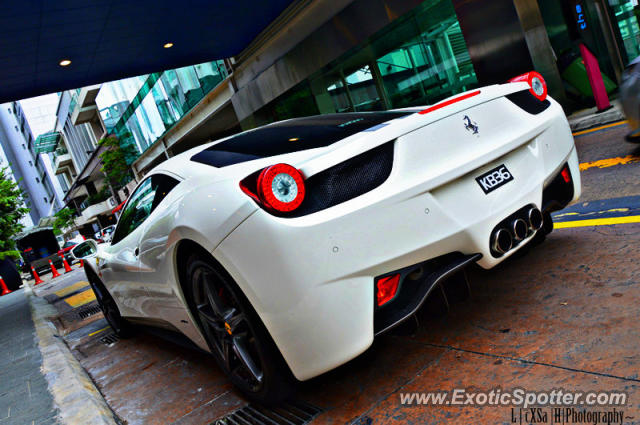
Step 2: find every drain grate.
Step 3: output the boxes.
[213,401,322,425]
[100,333,120,346]
[77,304,102,320]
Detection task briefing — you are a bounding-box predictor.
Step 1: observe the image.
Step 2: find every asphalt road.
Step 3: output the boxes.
[0,289,59,425]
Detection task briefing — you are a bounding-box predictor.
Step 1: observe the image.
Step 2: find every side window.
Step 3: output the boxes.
[111,174,180,245]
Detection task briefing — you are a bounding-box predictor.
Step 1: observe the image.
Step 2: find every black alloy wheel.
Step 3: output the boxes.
[87,270,132,338]
[187,254,293,404]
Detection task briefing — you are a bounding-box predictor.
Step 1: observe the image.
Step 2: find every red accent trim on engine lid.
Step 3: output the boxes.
[418,90,482,115]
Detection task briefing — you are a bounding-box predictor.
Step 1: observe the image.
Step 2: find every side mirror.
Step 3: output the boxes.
[70,240,99,260]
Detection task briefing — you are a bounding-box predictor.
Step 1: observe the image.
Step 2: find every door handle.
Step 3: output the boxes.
[134,247,139,256]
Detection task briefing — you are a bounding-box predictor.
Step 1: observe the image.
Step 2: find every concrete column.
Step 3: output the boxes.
[512,0,567,103]
[593,0,624,82]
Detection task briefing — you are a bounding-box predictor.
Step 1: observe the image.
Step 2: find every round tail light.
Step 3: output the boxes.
[509,71,548,101]
[257,163,305,212]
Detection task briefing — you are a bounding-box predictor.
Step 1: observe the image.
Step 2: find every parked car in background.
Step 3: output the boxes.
[58,240,79,263]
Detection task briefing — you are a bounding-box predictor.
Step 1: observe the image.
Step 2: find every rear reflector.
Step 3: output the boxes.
[376,274,401,306]
[561,165,571,183]
[419,90,481,115]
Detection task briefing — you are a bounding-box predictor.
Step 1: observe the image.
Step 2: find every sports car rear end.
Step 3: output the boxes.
[198,80,580,381]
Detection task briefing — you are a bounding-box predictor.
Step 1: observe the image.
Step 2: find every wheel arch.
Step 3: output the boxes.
[173,238,295,377]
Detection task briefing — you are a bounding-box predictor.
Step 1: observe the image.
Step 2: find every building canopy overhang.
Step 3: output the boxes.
[0,0,294,103]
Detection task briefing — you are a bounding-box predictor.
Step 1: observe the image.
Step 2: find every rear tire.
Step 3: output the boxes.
[186,254,294,404]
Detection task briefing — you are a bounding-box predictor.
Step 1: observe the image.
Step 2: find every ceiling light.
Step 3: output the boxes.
[163,42,174,49]
[59,59,71,67]
[289,137,300,142]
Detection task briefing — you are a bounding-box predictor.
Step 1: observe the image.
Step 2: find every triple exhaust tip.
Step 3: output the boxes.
[492,207,543,254]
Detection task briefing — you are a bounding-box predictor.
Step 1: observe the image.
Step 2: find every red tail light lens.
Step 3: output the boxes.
[376,274,401,306]
[561,165,571,183]
[240,163,306,213]
[509,71,548,101]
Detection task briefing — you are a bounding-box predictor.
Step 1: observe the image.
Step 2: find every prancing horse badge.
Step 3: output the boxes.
[463,115,479,135]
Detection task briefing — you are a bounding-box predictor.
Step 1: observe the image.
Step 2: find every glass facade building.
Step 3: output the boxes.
[242,0,477,129]
[96,60,228,164]
[611,0,640,61]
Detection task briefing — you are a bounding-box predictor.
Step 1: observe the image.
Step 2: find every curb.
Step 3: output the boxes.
[568,107,625,132]
[26,285,121,425]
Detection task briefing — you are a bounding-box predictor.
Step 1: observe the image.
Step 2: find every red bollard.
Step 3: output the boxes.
[0,276,11,296]
[31,266,44,285]
[49,259,61,278]
[60,254,73,273]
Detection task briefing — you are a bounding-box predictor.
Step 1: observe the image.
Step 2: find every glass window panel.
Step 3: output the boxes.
[96,75,148,131]
[377,3,478,109]
[151,80,181,128]
[122,91,167,155]
[326,79,352,113]
[175,66,205,109]
[160,70,189,116]
[308,0,477,114]
[343,65,384,111]
[611,1,640,61]
[194,61,225,93]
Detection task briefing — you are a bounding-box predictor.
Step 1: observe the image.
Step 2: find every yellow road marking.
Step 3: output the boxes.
[54,281,89,298]
[572,120,628,136]
[88,326,109,337]
[64,289,96,308]
[579,155,640,171]
[555,215,640,229]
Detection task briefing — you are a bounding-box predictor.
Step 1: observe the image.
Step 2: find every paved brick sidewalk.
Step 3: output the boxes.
[0,289,59,425]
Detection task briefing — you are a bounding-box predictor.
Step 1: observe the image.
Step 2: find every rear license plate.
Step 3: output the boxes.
[475,164,514,194]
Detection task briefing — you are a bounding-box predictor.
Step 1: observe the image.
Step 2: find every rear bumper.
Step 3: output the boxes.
[373,252,481,335]
[214,103,581,381]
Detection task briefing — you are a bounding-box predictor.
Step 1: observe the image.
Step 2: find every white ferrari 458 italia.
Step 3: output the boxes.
[73,72,580,403]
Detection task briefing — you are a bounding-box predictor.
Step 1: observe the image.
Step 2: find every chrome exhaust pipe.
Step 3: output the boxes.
[527,207,544,231]
[512,218,528,241]
[491,228,513,254]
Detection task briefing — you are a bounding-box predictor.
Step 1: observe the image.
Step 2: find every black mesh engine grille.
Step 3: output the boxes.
[506,89,551,115]
[288,141,395,217]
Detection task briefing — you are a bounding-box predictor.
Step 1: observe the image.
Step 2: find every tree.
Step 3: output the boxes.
[0,167,30,260]
[52,207,76,235]
[98,135,135,189]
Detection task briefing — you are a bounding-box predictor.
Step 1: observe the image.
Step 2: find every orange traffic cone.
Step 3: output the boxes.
[60,255,73,273]
[0,276,11,296]
[49,259,61,278]
[31,266,44,285]
[78,259,84,268]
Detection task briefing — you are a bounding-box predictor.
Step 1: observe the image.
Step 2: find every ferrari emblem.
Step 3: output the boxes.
[463,115,479,135]
[225,322,232,335]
